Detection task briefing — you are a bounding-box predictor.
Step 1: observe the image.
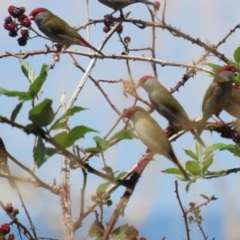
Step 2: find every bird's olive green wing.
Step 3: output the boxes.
[150,86,189,123]
[45,14,80,38]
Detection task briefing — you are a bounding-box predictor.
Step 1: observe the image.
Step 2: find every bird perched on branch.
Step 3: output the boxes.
[137,75,205,147]
[0,137,15,188]
[122,106,190,180]
[98,0,154,16]
[28,8,104,56]
[198,65,239,134]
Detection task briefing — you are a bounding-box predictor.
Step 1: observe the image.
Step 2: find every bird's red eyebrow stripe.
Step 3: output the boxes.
[29,8,47,17]
[138,75,154,86]
[218,65,238,73]
[122,107,141,118]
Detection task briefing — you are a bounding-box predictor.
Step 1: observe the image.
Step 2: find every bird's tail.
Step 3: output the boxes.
[78,37,104,56]
[2,163,16,189]
[138,0,154,5]
[169,151,190,180]
[195,116,208,136]
[0,137,16,189]
[189,127,206,147]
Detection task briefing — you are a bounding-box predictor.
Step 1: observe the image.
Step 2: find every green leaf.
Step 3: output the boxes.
[37,136,45,165]
[109,129,138,142]
[111,224,138,240]
[53,132,69,148]
[93,136,110,150]
[88,220,104,238]
[114,171,127,181]
[97,182,111,194]
[53,125,97,148]
[186,161,201,176]
[234,47,240,63]
[228,60,237,66]
[206,63,221,74]
[84,147,103,153]
[51,121,68,131]
[185,181,193,192]
[202,154,213,174]
[51,106,86,130]
[28,64,48,98]
[11,102,23,121]
[68,125,97,142]
[195,142,203,157]
[206,143,240,157]
[200,194,210,200]
[162,168,182,175]
[0,88,31,101]
[33,146,58,168]
[184,149,199,161]
[19,59,37,83]
[58,106,86,122]
[29,99,54,126]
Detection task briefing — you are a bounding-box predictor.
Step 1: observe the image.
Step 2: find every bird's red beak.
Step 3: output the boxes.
[28,15,34,20]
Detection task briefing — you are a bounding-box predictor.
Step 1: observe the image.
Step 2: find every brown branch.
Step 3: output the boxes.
[102,154,151,239]
[174,180,190,240]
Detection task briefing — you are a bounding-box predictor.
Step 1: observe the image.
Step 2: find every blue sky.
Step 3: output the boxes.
[1,0,240,239]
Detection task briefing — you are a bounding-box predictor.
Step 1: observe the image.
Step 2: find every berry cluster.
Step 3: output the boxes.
[3,5,31,46]
[0,203,17,239]
[102,14,124,34]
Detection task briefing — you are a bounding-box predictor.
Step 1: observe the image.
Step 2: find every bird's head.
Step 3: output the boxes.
[137,75,159,93]
[28,8,49,20]
[216,65,239,83]
[122,106,146,121]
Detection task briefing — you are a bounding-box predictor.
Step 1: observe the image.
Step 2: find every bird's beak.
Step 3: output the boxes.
[28,15,34,20]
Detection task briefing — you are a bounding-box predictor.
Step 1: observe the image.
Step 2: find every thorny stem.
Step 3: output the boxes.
[175,180,190,240]
[102,154,151,239]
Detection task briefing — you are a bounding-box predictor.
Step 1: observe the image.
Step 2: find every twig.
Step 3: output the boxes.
[67,11,131,110]
[174,180,190,240]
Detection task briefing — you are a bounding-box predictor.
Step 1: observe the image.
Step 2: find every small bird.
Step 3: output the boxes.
[122,106,190,180]
[0,137,15,188]
[199,65,239,134]
[98,0,153,15]
[28,8,104,56]
[224,86,240,119]
[137,75,205,147]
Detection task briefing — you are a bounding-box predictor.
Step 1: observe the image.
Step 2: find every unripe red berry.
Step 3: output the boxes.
[153,1,160,10]
[9,31,18,37]
[21,18,31,28]
[104,14,114,27]
[4,16,12,24]
[17,37,27,46]
[0,223,10,234]
[8,22,16,32]
[20,7,26,15]
[8,234,15,240]
[116,24,123,34]
[18,14,28,23]
[3,23,10,30]
[124,36,131,43]
[5,203,13,213]
[10,7,24,18]
[20,29,29,37]
[8,5,16,15]
[103,26,111,33]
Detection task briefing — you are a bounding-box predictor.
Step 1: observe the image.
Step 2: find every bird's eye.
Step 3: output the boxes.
[233,72,239,77]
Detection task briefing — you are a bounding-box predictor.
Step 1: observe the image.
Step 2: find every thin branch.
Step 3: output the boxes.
[175,180,190,240]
